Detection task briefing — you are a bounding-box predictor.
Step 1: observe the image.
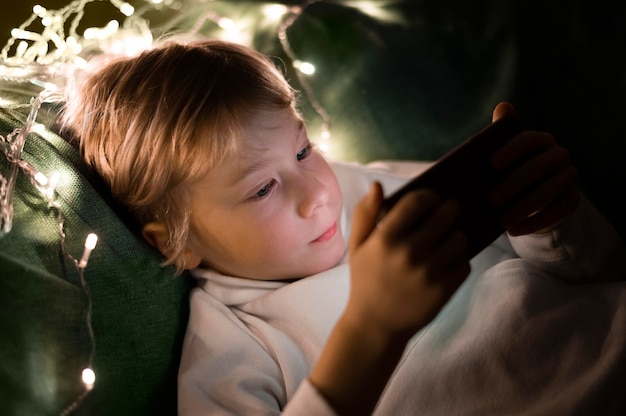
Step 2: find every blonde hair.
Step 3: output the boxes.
[62,39,298,273]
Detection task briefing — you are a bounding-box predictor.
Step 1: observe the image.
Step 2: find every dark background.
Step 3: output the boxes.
[3,0,625,237]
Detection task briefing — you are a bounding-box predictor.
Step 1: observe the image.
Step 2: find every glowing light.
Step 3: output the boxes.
[15,41,28,57]
[44,172,60,199]
[293,60,315,75]
[34,172,48,186]
[217,17,235,30]
[85,233,98,250]
[11,28,40,42]
[32,122,49,135]
[119,3,135,17]
[66,36,82,54]
[78,233,98,268]
[81,368,96,390]
[345,1,405,24]
[106,20,120,31]
[32,122,47,134]
[82,28,97,40]
[111,0,135,16]
[83,20,120,40]
[319,142,329,153]
[107,31,153,56]
[263,4,289,21]
[216,19,250,45]
[32,5,46,16]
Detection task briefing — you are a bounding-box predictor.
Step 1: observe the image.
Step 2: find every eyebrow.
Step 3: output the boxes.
[229,119,305,186]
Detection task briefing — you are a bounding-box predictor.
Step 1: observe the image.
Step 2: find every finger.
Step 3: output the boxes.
[349,182,384,254]
[427,228,468,274]
[406,198,461,256]
[507,186,580,235]
[427,237,471,300]
[492,102,516,122]
[500,166,578,232]
[490,145,572,208]
[491,131,556,172]
[377,189,441,242]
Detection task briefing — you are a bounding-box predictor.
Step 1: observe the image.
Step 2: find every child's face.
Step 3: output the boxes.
[185,109,345,280]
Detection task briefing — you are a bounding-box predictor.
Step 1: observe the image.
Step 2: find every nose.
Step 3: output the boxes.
[296,171,329,218]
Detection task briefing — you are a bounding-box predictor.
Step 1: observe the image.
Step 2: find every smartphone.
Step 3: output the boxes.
[377,115,521,258]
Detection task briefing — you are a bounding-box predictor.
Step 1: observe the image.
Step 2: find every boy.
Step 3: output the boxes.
[62,39,626,415]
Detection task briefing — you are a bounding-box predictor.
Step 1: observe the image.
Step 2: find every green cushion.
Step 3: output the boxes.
[0,82,193,415]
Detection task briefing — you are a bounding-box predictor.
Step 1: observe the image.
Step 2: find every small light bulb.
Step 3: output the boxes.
[85,233,98,250]
[33,5,46,15]
[105,20,120,34]
[218,17,234,30]
[82,368,96,390]
[45,172,60,199]
[119,2,135,17]
[34,172,48,186]
[78,233,98,268]
[83,27,97,40]
[262,4,288,20]
[16,41,28,58]
[293,60,315,75]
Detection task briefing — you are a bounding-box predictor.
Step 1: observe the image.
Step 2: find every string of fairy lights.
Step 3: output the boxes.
[0,0,400,413]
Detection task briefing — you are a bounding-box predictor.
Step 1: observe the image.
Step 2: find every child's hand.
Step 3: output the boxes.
[345,183,470,340]
[489,102,580,236]
[308,184,470,414]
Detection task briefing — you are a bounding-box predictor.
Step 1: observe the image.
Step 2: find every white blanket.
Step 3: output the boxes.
[179,161,626,415]
[375,238,626,415]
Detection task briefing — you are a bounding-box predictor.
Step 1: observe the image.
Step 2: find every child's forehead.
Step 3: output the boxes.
[245,108,303,131]
[236,110,304,154]
[209,111,305,182]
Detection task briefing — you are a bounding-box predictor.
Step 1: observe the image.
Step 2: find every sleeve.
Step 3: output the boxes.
[506,195,626,283]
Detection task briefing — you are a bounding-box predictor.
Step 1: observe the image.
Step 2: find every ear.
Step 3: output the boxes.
[142,221,203,270]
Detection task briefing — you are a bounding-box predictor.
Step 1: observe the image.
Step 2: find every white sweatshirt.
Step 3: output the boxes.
[178,160,626,415]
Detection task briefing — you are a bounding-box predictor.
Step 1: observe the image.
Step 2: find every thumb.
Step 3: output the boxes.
[349,182,384,255]
[492,101,516,122]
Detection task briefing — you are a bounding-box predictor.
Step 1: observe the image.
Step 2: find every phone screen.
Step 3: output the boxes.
[377,116,521,258]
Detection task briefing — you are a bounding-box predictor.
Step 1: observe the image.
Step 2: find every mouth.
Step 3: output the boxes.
[312,222,337,243]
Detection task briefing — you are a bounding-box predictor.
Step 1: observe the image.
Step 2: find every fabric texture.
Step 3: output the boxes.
[0,82,193,416]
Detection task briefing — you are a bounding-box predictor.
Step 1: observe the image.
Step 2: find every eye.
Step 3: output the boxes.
[253,180,276,199]
[296,143,312,161]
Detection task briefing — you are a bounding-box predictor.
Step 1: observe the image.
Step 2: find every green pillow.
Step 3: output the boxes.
[0,81,193,415]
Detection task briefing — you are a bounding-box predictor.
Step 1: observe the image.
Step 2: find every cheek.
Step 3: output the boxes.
[320,162,342,206]
[247,208,300,252]
[221,204,300,257]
